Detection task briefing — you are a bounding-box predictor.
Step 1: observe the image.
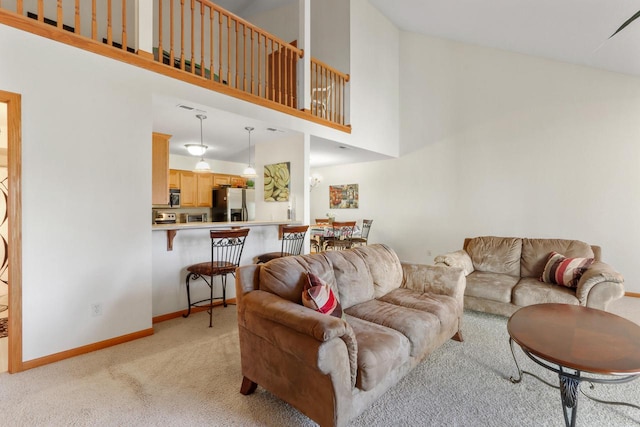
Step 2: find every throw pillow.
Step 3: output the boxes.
[302,272,343,318]
[540,251,594,288]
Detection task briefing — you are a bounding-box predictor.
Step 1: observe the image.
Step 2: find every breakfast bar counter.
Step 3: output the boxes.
[151,220,303,318]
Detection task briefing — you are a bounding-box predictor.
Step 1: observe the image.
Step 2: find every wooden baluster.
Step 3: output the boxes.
[92,0,97,40]
[277,42,282,104]
[122,0,127,51]
[218,11,223,83]
[57,0,63,29]
[107,0,113,45]
[209,6,214,81]
[250,28,255,95]
[200,1,205,77]
[314,62,319,117]
[283,47,288,106]
[158,0,163,62]
[235,20,239,88]
[75,0,81,34]
[257,32,262,97]
[38,0,43,22]
[243,24,247,91]
[170,0,175,66]
[270,39,275,101]
[180,0,185,70]
[190,0,195,74]
[226,14,231,86]
[17,0,23,15]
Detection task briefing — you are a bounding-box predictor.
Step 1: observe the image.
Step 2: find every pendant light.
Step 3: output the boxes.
[242,126,257,178]
[194,114,211,172]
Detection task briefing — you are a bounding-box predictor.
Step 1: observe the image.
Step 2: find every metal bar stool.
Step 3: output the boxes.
[257,225,309,263]
[183,228,250,327]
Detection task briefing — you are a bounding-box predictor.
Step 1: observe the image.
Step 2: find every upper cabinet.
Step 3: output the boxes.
[167,169,247,208]
[169,169,180,189]
[152,133,170,205]
[197,174,214,207]
[179,171,197,207]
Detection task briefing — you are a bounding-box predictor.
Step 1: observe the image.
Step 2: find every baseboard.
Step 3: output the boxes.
[152,298,237,324]
[625,292,640,298]
[21,327,154,371]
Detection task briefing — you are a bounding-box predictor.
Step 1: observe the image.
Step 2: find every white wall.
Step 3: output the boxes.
[169,153,245,175]
[313,32,640,293]
[0,25,153,360]
[348,0,400,157]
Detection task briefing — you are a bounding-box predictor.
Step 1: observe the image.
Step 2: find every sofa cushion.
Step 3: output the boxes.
[345,299,441,357]
[345,315,410,391]
[324,249,375,309]
[512,277,579,306]
[540,252,594,288]
[302,272,343,318]
[466,236,522,276]
[378,288,460,337]
[466,271,519,303]
[520,238,594,278]
[260,253,336,304]
[351,244,404,297]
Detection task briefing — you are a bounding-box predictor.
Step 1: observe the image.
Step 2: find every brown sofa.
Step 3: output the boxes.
[435,236,625,317]
[235,244,465,427]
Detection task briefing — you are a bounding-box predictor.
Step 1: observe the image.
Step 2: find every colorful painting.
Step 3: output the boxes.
[264,162,290,202]
[329,184,359,209]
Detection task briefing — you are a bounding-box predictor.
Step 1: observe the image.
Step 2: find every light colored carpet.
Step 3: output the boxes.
[0,305,639,426]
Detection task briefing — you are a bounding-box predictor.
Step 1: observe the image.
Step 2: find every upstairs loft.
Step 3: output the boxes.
[0,0,351,133]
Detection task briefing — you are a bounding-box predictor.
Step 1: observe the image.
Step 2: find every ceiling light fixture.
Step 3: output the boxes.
[242,126,257,178]
[194,114,211,172]
[185,143,207,156]
[310,174,322,191]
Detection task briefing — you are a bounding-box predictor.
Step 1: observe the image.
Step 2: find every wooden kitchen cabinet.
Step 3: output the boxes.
[197,173,214,207]
[180,171,197,207]
[152,133,171,205]
[213,174,231,187]
[169,169,180,189]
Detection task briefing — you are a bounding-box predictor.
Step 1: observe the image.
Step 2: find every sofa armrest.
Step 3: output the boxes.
[241,290,357,388]
[433,250,474,275]
[401,263,466,309]
[576,261,624,308]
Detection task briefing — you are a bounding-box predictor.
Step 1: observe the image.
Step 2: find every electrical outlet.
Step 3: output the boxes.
[90,303,102,317]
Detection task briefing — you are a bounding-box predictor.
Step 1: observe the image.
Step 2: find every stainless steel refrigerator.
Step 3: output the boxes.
[212,187,255,222]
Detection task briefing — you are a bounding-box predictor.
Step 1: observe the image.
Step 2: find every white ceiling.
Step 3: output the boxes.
[154,0,640,169]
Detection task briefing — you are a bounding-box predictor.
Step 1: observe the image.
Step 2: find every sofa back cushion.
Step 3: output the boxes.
[259,253,336,304]
[520,238,595,278]
[352,244,403,298]
[324,247,375,309]
[464,236,522,276]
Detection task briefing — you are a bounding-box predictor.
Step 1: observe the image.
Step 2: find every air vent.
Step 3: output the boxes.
[267,127,284,132]
[176,104,207,114]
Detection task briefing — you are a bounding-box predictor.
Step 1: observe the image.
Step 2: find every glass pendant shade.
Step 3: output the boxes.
[185,144,207,156]
[195,159,211,171]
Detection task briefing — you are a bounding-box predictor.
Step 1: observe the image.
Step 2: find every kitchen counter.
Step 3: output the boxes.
[153,220,301,251]
[152,220,306,318]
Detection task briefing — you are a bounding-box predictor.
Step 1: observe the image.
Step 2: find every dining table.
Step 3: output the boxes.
[310,222,361,251]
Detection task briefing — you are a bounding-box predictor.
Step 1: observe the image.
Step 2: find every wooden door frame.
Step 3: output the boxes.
[0,90,23,373]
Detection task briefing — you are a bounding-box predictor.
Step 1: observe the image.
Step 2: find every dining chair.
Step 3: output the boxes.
[183,228,250,327]
[311,218,331,252]
[351,219,373,247]
[257,225,309,263]
[324,221,356,251]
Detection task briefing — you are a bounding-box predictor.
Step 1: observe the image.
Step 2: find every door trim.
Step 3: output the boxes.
[0,90,22,373]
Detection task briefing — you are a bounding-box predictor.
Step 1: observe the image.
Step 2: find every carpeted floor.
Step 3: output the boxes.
[0,307,638,426]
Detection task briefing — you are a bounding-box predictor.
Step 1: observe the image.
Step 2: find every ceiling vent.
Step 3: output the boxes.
[177,104,207,114]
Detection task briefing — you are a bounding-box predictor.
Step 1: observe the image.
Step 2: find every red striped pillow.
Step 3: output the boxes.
[541,251,594,288]
[302,272,343,318]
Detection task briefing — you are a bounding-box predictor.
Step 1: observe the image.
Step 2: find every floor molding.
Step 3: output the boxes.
[21,328,154,371]
[625,292,640,298]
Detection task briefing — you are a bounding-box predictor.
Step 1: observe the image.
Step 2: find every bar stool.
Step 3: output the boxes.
[257,225,309,263]
[183,228,250,327]
[351,219,373,247]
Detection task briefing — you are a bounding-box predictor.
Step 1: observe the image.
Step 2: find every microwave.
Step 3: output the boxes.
[169,189,180,208]
[180,213,208,223]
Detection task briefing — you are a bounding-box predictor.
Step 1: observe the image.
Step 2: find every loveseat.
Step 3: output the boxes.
[235,244,465,427]
[435,236,625,317]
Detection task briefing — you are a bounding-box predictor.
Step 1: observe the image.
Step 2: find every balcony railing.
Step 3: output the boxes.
[0,0,350,131]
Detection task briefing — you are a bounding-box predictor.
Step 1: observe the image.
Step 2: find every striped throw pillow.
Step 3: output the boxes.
[541,251,594,288]
[302,272,343,318]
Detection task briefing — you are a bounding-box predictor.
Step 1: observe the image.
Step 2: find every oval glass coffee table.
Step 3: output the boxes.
[508,303,640,427]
